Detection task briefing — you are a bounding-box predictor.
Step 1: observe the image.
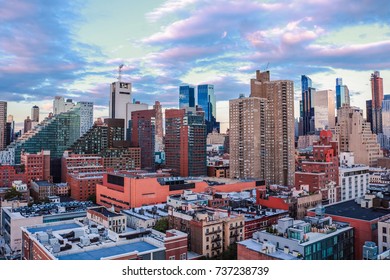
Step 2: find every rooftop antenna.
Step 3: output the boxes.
[118,64,124,82]
[264,62,269,71]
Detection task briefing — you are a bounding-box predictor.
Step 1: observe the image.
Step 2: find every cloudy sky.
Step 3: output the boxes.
[1,0,390,132]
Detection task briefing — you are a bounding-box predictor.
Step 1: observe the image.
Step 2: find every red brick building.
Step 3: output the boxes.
[0,165,27,187]
[165,108,207,177]
[20,150,51,185]
[295,130,340,203]
[68,172,104,201]
[131,109,156,171]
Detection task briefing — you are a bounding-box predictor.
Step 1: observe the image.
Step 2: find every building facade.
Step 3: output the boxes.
[198,84,219,133]
[179,85,195,109]
[313,89,335,131]
[335,78,350,109]
[370,71,384,134]
[335,105,383,166]
[250,70,295,186]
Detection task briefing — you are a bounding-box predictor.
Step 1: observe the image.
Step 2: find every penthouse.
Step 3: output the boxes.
[96,171,265,210]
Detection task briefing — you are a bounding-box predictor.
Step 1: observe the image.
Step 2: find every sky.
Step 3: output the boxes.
[1,0,390,133]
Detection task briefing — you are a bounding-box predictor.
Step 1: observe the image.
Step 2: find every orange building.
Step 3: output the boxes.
[97,172,264,211]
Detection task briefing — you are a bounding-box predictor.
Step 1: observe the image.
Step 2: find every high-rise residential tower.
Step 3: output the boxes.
[380,95,390,150]
[53,96,75,115]
[31,105,39,122]
[335,78,350,109]
[24,116,32,133]
[250,70,295,186]
[198,84,219,133]
[370,71,384,134]
[0,101,6,150]
[313,89,336,131]
[301,75,316,135]
[179,85,195,109]
[165,107,206,177]
[229,95,267,179]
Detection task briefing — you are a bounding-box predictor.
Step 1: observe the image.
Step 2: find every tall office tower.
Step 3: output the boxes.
[229,95,267,179]
[77,101,94,136]
[130,109,156,170]
[371,71,384,134]
[165,108,207,177]
[31,105,39,122]
[0,101,6,150]
[301,75,316,135]
[109,81,132,119]
[313,89,336,131]
[0,107,81,165]
[24,116,32,133]
[198,84,219,133]
[250,70,295,186]
[153,101,164,152]
[335,78,350,109]
[53,96,75,115]
[335,105,383,166]
[179,85,195,109]
[380,95,390,150]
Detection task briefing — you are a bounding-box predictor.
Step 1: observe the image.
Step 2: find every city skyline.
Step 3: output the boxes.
[1,0,390,133]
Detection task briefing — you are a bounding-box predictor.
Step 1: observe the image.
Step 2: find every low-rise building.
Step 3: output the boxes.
[121,204,169,229]
[87,206,127,234]
[22,219,187,260]
[237,212,354,260]
[378,217,390,254]
[30,181,56,201]
[1,200,92,257]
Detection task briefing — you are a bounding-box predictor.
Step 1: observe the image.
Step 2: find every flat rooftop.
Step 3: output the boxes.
[57,241,158,260]
[314,199,390,221]
[27,223,82,234]
[238,239,299,260]
[89,206,123,218]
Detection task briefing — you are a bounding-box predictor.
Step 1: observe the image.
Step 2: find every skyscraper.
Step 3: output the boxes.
[229,95,267,179]
[380,95,390,150]
[198,84,219,133]
[301,75,316,135]
[0,101,7,151]
[250,70,295,186]
[153,101,164,152]
[77,101,94,136]
[335,104,383,166]
[371,71,384,134]
[53,96,75,115]
[165,108,206,177]
[31,105,39,122]
[366,100,373,130]
[179,85,195,109]
[24,116,32,133]
[313,89,336,131]
[6,115,15,146]
[335,78,350,109]
[109,81,132,120]
[130,109,156,170]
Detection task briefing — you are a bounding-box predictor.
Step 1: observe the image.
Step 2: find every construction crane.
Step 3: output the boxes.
[118,64,124,82]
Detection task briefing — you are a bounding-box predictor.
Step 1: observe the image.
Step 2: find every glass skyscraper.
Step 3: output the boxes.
[0,108,80,164]
[197,84,219,133]
[336,78,350,109]
[301,75,315,135]
[179,85,195,109]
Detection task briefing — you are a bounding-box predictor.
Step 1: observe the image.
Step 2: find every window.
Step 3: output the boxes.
[180,253,186,260]
[383,227,387,234]
[383,236,387,243]
[169,256,175,260]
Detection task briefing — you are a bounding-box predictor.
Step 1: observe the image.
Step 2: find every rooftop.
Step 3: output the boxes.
[312,199,390,221]
[238,239,299,260]
[33,181,54,187]
[88,206,123,218]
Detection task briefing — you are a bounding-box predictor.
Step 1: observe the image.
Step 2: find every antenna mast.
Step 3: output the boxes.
[118,64,124,82]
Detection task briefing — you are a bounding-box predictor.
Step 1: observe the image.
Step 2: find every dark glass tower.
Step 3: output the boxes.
[336,78,350,109]
[197,84,219,133]
[179,85,195,109]
[301,75,315,135]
